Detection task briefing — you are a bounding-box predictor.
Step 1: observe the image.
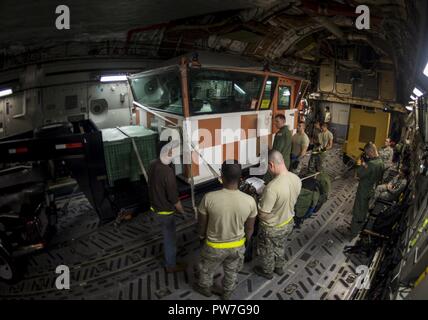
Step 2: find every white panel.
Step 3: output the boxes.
[198,145,222,179]
[187,118,199,146]
[257,110,272,136]
[182,119,195,165]
[285,110,295,133]
[221,113,241,144]
[246,137,259,165]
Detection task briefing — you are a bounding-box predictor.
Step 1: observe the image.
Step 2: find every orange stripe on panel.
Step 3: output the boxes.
[198,118,221,148]
[241,114,258,140]
[293,81,301,108]
[133,108,140,125]
[223,142,240,163]
[294,110,299,130]
[165,117,178,125]
[180,58,190,118]
[183,151,200,178]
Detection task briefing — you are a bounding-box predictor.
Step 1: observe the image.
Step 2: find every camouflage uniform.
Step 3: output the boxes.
[272,125,292,170]
[198,244,245,292]
[309,130,333,173]
[256,223,293,274]
[379,146,394,180]
[196,188,257,295]
[379,146,394,170]
[308,150,325,173]
[374,175,407,202]
[264,125,292,183]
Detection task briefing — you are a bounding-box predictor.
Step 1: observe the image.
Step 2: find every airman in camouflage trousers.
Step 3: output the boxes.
[198,244,245,293]
[256,223,293,274]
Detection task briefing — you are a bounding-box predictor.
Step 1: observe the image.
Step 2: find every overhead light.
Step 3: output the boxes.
[424,62,428,77]
[405,105,413,112]
[0,88,13,97]
[100,75,127,82]
[413,87,423,97]
[410,95,417,100]
[266,81,272,85]
[233,84,246,95]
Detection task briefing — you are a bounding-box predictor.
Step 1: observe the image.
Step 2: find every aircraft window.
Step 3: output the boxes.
[130,69,183,115]
[189,69,264,115]
[278,86,291,110]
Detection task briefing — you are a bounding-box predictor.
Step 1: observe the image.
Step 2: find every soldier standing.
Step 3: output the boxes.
[350,143,384,237]
[148,142,187,273]
[308,122,333,173]
[254,150,302,279]
[194,160,257,300]
[378,137,394,179]
[272,114,292,170]
[291,122,310,175]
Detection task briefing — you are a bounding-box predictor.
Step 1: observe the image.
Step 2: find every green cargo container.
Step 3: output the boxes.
[102,126,158,186]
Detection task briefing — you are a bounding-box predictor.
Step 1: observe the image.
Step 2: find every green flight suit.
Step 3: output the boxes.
[294,188,320,218]
[350,157,384,236]
[272,125,292,169]
[264,125,292,183]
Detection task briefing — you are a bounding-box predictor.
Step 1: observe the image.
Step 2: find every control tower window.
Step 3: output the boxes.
[129,68,183,115]
[189,69,264,115]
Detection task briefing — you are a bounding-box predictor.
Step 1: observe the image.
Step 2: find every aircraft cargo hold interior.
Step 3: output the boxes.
[0,0,428,303]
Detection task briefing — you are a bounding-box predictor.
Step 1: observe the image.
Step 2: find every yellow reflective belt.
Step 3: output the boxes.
[150,206,174,215]
[206,238,246,249]
[276,216,294,228]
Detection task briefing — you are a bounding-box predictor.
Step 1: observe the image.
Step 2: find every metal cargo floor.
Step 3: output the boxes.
[0,146,367,300]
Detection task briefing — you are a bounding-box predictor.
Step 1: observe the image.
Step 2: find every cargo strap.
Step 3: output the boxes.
[150,206,174,215]
[206,238,246,249]
[115,126,148,182]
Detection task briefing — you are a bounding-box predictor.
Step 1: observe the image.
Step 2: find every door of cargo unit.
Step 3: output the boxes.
[344,107,390,160]
[272,77,298,137]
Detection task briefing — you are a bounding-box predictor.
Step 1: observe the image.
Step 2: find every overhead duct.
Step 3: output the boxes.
[312,16,345,39]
